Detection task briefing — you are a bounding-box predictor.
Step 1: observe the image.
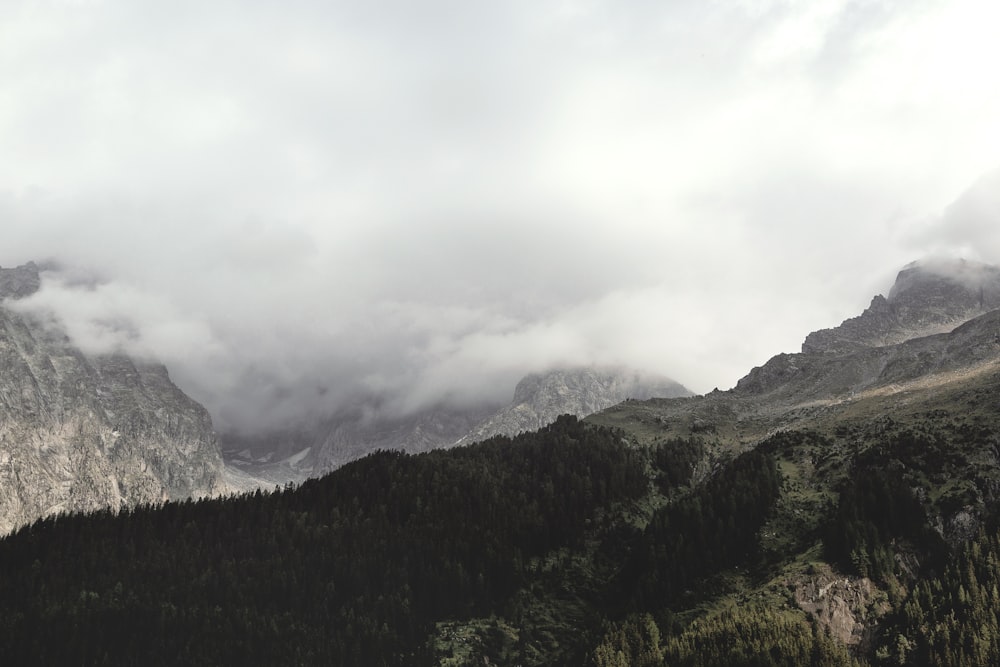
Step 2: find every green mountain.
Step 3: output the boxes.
[2,259,1000,666]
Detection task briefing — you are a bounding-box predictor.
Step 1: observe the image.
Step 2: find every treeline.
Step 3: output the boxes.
[0,415,645,666]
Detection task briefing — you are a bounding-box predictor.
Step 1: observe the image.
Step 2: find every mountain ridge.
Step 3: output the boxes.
[803,258,1000,354]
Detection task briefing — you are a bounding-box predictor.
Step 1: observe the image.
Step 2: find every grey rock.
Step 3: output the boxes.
[0,264,224,535]
[803,259,1000,354]
[736,303,1000,402]
[0,262,41,300]
[460,366,692,444]
[792,564,888,650]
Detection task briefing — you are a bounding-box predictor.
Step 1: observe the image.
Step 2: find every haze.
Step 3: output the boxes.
[3,0,999,433]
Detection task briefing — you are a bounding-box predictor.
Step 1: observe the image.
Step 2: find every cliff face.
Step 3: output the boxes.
[0,263,224,535]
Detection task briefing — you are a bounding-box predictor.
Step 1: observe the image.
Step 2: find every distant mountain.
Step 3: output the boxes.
[0,263,225,535]
[458,366,692,444]
[223,366,692,482]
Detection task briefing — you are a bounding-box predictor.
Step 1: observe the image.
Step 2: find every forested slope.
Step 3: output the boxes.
[4,378,1000,666]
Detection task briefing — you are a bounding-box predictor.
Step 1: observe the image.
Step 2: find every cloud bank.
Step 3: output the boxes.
[2,0,999,432]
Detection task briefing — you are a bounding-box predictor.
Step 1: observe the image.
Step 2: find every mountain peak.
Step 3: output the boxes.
[890,258,1000,304]
[802,258,1000,354]
[0,262,41,300]
[463,365,692,443]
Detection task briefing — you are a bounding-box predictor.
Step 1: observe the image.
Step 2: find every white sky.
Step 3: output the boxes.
[3,0,1000,431]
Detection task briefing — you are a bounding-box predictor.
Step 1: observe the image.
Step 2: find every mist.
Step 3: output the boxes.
[3,0,999,433]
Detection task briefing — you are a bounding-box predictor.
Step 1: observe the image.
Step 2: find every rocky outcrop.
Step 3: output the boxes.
[459,366,691,444]
[803,259,1000,354]
[0,263,41,300]
[0,263,225,535]
[792,564,888,650]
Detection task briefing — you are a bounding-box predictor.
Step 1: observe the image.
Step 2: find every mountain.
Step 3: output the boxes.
[592,258,1000,446]
[802,258,1000,354]
[458,365,691,444]
[584,257,1000,651]
[5,258,1000,665]
[0,263,225,535]
[223,366,691,483]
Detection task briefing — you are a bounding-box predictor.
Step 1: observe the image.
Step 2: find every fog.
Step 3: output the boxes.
[3,0,999,432]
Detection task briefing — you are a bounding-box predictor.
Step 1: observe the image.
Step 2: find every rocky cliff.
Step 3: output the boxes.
[0,263,225,535]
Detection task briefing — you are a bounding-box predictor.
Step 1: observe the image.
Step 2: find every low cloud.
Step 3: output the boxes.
[3,0,1000,433]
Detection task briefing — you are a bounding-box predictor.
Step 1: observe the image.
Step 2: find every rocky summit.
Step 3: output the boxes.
[802,258,1000,354]
[0,263,225,535]
[591,258,1000,448]
[459,365,692,444]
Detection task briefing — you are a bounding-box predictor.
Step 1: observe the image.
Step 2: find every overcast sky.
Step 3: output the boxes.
[3,0,1000,432]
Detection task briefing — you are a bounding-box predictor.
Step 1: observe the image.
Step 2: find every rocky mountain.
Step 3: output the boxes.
[458,366,691,444]
[224,366,691,482]
[592,258,1000,445]
[0,263,225,535]
[802,258,1000,354]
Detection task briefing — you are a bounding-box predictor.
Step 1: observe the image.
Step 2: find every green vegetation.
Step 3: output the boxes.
[661,604,858,667]
[624,447,782,610]
[874,527,1000,665]
[0,416,646,665]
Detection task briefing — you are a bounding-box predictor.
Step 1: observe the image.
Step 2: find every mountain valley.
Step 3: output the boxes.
[223,365,691,487]
[2,258,1000,665]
